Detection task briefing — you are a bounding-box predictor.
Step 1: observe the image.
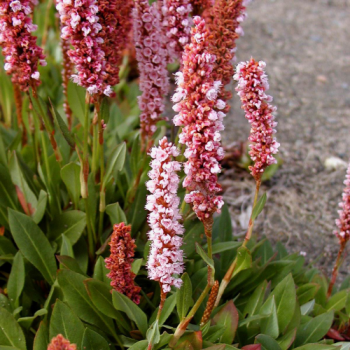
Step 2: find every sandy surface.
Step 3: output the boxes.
[222,0,350,279]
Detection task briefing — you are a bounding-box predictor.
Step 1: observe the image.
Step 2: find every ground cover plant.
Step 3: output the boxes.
[0,0,349,349]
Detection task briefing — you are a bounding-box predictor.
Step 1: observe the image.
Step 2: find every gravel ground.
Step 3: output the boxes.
[221,0,350,279]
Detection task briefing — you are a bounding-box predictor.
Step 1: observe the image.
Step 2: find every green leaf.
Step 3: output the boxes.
[293,345,338,350]
[255,334,282,350]
[33,321,49,350]
[212,242,241,254]
[276,328,297,350]
[49,98,75,148]
[232,246,252,279]
[150,294,177,326]
[84,278,130,329]
[100,97,110,124]
[61,163,81,208]
[300,300,315,316]
[103,142,126,188]
[183,222,203,258]
[49,300,84,348]
[93,256,110,284]
[81,328,110,350]
[8,209,56,285]
[131,259,143,275]
[212,301,239,344]
[195,243,214,269]
[259,296,279,339]
[326,290,348,312]
[32,190,47,224]
[147,321,160,349]
[8,151,37,216]
[105,202,127,226]
[56,255,86,276]
[270,274,296,333]
[176,273,193,320]
[294,311,334,346]
[0,164,18,212]
[129,340,148,350]
[251,193,267,220]
[67,81,86,125]
[112,290,148,336]
[17,309,47,330]
[332,343,350,350]
[57,270,115,335]
[297,283,320,305]
[60,234,74,257]
[48,210,86,245]
[7,252,25,308]
[0,307,26,350]
[244,280,267,318]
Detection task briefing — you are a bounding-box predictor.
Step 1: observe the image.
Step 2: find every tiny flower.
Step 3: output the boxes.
[146,137,184,293]
[334,162,350,243]
[172,16,225,221]
[105,223,141,304]
[48,335,77,350]
[234,58,279,180]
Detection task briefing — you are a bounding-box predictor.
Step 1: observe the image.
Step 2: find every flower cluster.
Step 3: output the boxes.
[335,162,350,243]
[146,137,184,293]
[133,0,169,139]
[208,0,250,109]
[105,222,141,304]
[161,0,192,61]
[48,335,77,350]
[172,16,225,221]
[0,0,46,91]
[234,58,279,180]
[56,0,112,96]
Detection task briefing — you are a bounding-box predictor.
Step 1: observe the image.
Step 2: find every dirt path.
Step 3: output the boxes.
[222,0,350,278]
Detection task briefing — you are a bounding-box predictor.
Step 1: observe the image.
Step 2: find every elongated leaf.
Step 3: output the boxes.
[48,210,86,245]
[276,328,297,350]
[7,252,25,308]
[232,246,252,279]
[105,202,127,226]
[195,243,214,269]
[112,290,148,336]
[146,321,160,349]
[150,294,176,326]
[259,296,279,339]
[56,255,86,276]
[82,328,109,350]
[61,163,81,207]
[0,307,26,350]
[100,97,110,124]
[57,270,115,335]
[9,209,56,285]
[67,81,86,125]
[33,321,49,350]
[49,300,84,348]
[60,234,74,257]
[293,345,338,350]
[93,256,110,284]
[297,283,320,305]
[270,274,296,333]
[294,311,334,346]
[255,334,282,350]
[212,300,239,344]
[326,290,348,312]
[49,98,75,148]
[244,280,267,318]
[251,193,267,220]
[0,164,18,211]
[300,300,315,316]
[32,190,47,224]
[17,308,47,330]
[103,143,126,187]
[176,273,193,320]
[212,242,241,254]
[131,259,143,275]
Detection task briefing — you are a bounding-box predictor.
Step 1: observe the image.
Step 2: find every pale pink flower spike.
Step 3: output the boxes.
[146,137,184,293]
[234,58,280,180]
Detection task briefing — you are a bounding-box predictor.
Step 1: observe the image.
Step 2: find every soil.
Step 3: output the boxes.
[221,0,350,280]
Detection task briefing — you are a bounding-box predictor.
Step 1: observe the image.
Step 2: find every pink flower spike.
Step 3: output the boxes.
[234,58,280,180]
[334,161,350,243]
[146,137,184,294]
[161,0,193,61]
[0,0,46,91]
[133,0,169,139]
[172,16,225,222]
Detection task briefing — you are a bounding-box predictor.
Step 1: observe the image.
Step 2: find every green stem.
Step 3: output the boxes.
[215,179,261,307]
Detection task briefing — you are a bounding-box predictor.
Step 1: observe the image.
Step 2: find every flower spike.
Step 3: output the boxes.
[146,137,184,294]
[105,222,141,304]
[234,58,280,180]
[48,335,77,350]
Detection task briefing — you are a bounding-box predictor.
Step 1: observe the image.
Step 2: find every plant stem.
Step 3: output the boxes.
[169,283,213,348]
[81,92,90,199]
[327,240,348,298]
[98,100,106,239]
[215,179,261,307]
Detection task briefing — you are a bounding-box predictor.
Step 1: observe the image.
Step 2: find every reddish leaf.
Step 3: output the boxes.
[175,331,202,350]
[15,185,34,215]
[0,227,4,236]
[242,345,262,350]
[327,328,345,341]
